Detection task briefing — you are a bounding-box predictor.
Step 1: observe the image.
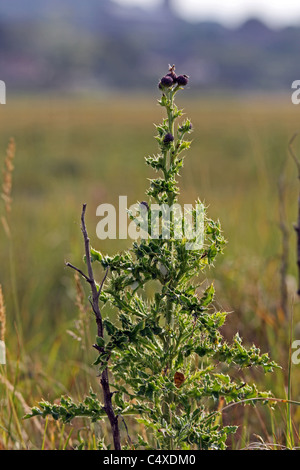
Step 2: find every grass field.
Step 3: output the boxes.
[1,93,300,449]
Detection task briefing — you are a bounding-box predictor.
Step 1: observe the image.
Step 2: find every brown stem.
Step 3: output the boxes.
[66,203,121,450]
[289,134,300,296]
[278,171,289,318]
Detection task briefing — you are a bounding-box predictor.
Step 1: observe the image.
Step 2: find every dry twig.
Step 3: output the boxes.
[66,204,121,450]
[288,134,300,296]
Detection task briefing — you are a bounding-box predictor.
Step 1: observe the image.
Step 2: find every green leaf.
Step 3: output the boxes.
[96,336,105,348]
[104,319,117,336]
[200,284,215,307]
[90,248,103,263]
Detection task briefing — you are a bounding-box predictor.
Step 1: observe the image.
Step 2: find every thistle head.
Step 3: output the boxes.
[158,65,189,91]
[163,133,174,145]
[159,75,174,89]
[176,74,189,87]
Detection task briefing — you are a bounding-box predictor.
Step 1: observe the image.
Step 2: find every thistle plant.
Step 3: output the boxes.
[27,65,278,450]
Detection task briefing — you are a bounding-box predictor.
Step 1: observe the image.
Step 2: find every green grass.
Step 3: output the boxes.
[1,93,300,449]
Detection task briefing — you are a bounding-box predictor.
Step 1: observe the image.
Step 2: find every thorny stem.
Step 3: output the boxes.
[66,204,121,451]
[160,85,181,451]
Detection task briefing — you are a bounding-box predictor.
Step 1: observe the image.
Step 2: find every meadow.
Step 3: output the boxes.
[1,92,300,449]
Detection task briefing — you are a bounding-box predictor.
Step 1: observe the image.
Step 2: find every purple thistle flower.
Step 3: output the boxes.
[163,133,174,144]
[176,75,189,86]
[159,75,174,88]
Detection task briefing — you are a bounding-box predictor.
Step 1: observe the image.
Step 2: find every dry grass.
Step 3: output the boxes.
[0,285,6,343]
[1,138,15,238]
[1,137,15,215]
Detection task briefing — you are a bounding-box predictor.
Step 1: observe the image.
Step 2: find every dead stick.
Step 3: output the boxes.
[66,203,121,450]
[288,134,300,296]
[278,169,289,317]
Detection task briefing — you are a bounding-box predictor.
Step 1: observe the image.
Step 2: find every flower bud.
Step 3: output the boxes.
[163,133,174,144]
[179,122,192,133]
[176,75,189,86]
[159,75,174,88]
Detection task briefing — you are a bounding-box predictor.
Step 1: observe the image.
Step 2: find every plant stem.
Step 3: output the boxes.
[161,88,180,451]
[288,134,300,296]
[67,204,121,450]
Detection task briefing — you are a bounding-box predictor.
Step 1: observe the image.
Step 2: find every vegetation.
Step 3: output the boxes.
[23,67,278,450]
[0,85,300,449]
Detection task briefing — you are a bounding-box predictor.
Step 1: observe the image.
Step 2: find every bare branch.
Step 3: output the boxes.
[80,204,101,319]
[278,169,289,318]
[65,261,92,284]
[97,266,109,300]
[288,134,300,296]
[68,203,121,450]
[119,414,133,448]
[289,133,300,179]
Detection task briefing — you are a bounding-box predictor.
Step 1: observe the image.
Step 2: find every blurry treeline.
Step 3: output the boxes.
[0,0,300,93]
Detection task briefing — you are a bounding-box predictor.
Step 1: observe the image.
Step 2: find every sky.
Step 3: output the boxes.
[114,0,300,27]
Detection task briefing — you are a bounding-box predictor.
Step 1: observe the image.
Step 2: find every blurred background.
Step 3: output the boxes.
[1,0,300,450]
[1,0,300,93]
